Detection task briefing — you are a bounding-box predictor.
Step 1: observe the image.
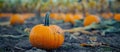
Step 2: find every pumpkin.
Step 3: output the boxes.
[0,13,3,17]
[114,13,120,21]
[56,13,66,20]
[29,12,64,50]
[10,14,24,25]
[64,13,75,24]
[49,25,64,34]
[84,15,100,26]
[101,12,113,19]
[73,13,83,20]
[50,13,58,19]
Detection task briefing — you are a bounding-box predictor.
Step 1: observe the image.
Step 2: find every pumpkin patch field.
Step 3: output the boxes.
[0,0,120,52]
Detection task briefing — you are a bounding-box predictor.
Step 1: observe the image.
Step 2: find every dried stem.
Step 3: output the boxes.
[0,22,10,26]
[64,23,99,35]
[0,34,28,38]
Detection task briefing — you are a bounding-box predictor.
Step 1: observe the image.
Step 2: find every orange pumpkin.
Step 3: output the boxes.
[73,13,83,20]
[114,14,120,21]
[84,15,100,26]
[49,25,64,34]
[0,13,3,17]
[10,14,24,25]
[56,13,66,20]
[101,12,113,19]
[64,13,75,24]
[50,13,58,19]
[29,12,64,50]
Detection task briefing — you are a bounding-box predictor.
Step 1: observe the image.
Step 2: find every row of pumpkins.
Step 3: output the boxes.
[0,12,120,50]
[29,12,120,50]
[0,12,119,26]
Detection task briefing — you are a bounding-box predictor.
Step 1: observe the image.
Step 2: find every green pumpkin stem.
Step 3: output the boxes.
[44,12,50,26]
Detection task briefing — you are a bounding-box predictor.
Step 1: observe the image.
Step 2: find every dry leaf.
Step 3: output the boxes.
[80,43,92,47]
[24,28,31,33]
[89,36,97,42]
[73,32,80,36]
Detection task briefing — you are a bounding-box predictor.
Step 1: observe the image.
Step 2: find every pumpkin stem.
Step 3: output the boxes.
[44,12,50,26]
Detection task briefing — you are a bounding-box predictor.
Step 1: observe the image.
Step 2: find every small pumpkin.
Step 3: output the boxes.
[73,13,83,20]
[114,13,120,21]
[101,12,113,19]
[0,13,3,17]
[84,15,100,26]
[29,12,64,50]
[56,13,66,20]
[64,13,75,24]
[10,14,24,25]
[50,13,58,19]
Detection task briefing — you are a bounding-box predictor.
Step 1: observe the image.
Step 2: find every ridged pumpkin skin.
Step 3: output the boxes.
[114,14,120,21]
[10,14,24,25]
[29,24,64,49]
[101,12,113,19]
[84,15,100,26]
[49,25,64,34]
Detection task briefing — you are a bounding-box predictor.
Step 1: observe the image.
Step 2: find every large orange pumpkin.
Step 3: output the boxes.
[29,12,64,50]
[10,14,24,25]
[114,14,120,21]
[84,15,100,26]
